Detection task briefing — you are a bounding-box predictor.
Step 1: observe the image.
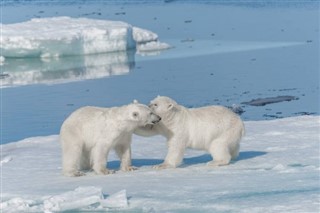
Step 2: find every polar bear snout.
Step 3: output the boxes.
[151,113,161,124]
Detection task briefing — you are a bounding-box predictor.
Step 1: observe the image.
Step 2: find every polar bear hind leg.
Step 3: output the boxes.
[91,142,115,175]
[80,149,91,171]
[230,141,240,160]
[207,140,232,167]
[207,132,241,167]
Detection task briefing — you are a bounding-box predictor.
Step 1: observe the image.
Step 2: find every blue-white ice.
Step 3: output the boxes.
[1,116,319,212]
[0,17,170,59]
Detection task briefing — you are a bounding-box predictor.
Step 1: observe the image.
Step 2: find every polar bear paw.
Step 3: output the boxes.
[122,166,138,172]
[153,163,173,170]
[207,160,230,167]
[95,168,115,175]
[64,170,86,177]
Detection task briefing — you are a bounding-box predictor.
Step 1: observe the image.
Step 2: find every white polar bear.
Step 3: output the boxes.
[135,96,245,169]
[60,101,161,177]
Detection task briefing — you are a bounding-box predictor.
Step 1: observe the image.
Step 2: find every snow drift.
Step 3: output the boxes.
[0,17,171,59]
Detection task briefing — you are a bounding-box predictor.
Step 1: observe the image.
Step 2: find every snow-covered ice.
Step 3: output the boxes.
[0,17,170,59]
[1,116,319,212]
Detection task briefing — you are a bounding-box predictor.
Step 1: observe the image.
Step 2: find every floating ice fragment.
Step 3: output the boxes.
[0,197,41,213]
[0,56,5,65]
[133,27,158,43]
[100,189,128,209]
[230,104,245,115]
[272,164,286,171]
[0,156,13,166]
[137,41,172,53]
[43,186,102,212]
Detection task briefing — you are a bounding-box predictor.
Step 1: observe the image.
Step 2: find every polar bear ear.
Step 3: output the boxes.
[168,103,175,110]
[133,99,139,104]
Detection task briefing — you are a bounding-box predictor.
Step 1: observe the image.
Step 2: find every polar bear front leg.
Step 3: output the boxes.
[62,143,85,177]
[115,143,137,172]
[154,137,185,169]
[91,143,114,175]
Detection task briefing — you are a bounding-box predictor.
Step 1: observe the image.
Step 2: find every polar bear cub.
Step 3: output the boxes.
[60,101,161,177]
[135,96,245,169]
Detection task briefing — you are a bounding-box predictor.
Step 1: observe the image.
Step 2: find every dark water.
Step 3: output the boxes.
[1,1,319,144]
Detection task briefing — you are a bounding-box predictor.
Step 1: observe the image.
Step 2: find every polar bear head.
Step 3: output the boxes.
[148,96,179,119]
[126,101,161,127]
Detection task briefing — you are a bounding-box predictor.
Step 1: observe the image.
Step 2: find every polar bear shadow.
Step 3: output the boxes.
[183,151,267,166]
[107,151,267,169]
[107,159,163,170]
[236,151,267,161]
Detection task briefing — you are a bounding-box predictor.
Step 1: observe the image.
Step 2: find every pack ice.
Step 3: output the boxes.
[0,17,170,59]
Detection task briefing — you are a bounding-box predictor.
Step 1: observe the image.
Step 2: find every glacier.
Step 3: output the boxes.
[0,17,171,59]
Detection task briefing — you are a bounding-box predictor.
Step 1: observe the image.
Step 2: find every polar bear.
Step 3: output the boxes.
[60,101,161,177]
[135,96,245,169]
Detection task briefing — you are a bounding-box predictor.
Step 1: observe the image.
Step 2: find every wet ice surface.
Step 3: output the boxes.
[1,1,319,144]
[1,116,319,212]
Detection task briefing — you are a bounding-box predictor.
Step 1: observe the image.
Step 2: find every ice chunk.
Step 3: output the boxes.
[100,190,128,209]
[0,17,170,59]
[43,186,102,212]
[137,41,172,53]
[133,27,171,54]
[0,197,41,213]
[133,27,158,43]
[0,56,5,65]
[0,155,13,166]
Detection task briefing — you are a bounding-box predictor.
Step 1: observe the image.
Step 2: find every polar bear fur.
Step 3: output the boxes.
[60,102,161,177]
[135,96,245,169]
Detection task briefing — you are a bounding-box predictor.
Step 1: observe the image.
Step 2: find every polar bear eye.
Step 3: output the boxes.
[153,103,158,107]
[132,112,139,118]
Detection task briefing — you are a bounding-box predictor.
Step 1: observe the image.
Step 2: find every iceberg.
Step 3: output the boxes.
[0,17,170,59]
[0,17,171,88]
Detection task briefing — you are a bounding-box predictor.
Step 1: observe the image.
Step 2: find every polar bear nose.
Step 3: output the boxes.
[151,114,161,124]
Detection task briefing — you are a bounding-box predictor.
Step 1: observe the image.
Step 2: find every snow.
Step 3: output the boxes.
[1,116,319,212]
[0,17,170,59]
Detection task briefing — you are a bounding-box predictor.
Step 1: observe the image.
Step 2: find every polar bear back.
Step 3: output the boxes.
[184,105,244,149]
[60,106,123,148]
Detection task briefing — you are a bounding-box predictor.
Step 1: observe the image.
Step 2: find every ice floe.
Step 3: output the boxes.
[1,116,319,212]
[0,17,170,59]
